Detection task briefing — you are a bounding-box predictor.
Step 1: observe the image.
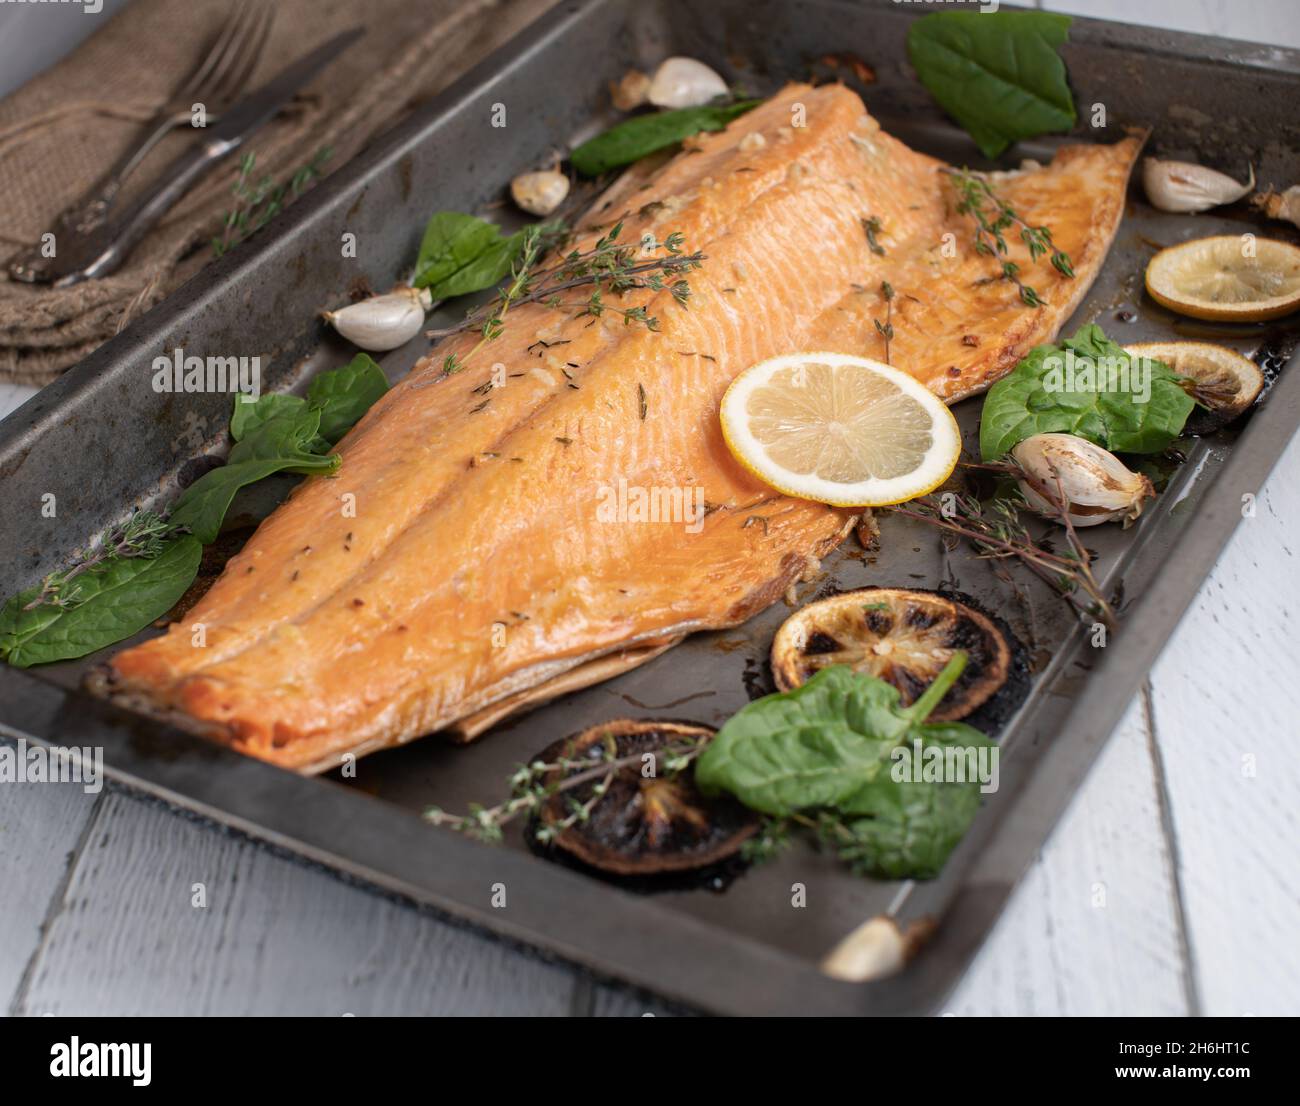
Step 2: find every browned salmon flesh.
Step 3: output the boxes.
[107,84,1141,771]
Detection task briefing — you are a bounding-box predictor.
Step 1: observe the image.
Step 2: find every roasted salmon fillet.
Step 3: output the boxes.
[106,84,1141,772]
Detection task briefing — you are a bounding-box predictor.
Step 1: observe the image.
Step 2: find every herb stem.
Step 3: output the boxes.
[941,166,1073,308]
[21,511,181,610]
[425,739,707,840]
[874,280,894,364]
[213,147,330,258]
[424,221,704,375]
[886,475,1117,630]
[885,504,1078,573]
[906,651,967,722]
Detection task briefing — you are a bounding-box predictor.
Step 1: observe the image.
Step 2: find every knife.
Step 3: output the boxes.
[17,27,362,288]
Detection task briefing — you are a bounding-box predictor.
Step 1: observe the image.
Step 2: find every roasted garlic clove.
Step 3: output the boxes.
[322,286,431,351]
[510,169,570,216]
[1012,433,1155,528]
[1142,157,1254,214]
[821,916,935,982]
[647,56,728,109]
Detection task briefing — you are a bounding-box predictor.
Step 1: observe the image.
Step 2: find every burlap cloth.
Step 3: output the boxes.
[0,0,556,385]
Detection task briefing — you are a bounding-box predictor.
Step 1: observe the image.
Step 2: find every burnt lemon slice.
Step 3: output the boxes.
[529,720,759,876]
[772,588,1013,721]
[1125,341,1264,434]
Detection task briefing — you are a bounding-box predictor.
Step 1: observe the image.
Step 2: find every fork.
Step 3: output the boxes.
[8,1,274,283]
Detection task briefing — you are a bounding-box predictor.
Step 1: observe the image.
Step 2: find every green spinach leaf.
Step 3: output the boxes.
[307,352,388,444]
[174,356,387,542]
[230,392,308,442]
[170,407,338,544]
[1,357,390,668]
[694,666,907,814]
[695,657,994,879]
[571,100,761,177]
[829,723,994,879]
[979,324,1195,460]
[821,782,982,881]
[413,212,524,296]
[0,535,202,667]
[906,11,1075,159]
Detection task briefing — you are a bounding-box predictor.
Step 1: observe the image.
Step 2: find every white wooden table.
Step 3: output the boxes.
[2,0,1298,1017]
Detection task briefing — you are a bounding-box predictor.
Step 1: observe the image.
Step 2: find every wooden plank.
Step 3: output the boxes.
[1147,431,1300,1016]
[0,767,100,1011]
[946,695,1190,1015]
[16,790,577,1016]
[1042,0,1300,48]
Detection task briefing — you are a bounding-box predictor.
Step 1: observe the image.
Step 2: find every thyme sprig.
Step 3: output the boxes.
[212,147,331,258]
[885,459,1115,629]
[942,167,1074,308]
[21,511,181,611]
[740,817,792,865]
[427,222,704,374]
[424,737,708,843]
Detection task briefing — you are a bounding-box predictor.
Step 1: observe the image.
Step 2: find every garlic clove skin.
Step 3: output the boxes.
[647,56,729,109]
[1011,433,1155,528]
[611,68,651,112]
[1142,157,1254,214]
[322,286,430,352]
[1252,184,1300,230]
[510,169,570,217]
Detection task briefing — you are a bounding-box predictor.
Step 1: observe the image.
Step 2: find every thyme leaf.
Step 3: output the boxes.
[212,147,331,258]
[425,222,704,374]
[863,215,887,256]
[942,167,1073,308]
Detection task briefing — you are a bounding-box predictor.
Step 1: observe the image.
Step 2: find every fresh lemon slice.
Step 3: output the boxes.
[1145,235,1300,321]
[719,352,960,507]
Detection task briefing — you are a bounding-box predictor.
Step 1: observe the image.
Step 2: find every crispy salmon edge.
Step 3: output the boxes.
[940,132,1148,405]
[87,516,855,772]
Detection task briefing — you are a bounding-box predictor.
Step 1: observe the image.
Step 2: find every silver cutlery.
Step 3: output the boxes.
[14,27,362,288]
[8,1,275,283]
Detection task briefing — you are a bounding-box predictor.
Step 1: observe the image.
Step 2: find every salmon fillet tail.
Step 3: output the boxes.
[105,84,1141,772]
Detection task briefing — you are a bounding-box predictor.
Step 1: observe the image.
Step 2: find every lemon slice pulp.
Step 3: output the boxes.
[1145,236,1300,322]
[719,352,960,507]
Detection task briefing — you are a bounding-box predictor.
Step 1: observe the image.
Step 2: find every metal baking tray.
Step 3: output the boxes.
[3,0,1298,1015]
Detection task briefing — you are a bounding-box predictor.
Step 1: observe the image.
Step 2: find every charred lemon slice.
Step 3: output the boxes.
[1124,341,1264,434]
[772,588,1012,721]
[1144,236,1300,321]
[719,352,961,507]
[529,720,759,876]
